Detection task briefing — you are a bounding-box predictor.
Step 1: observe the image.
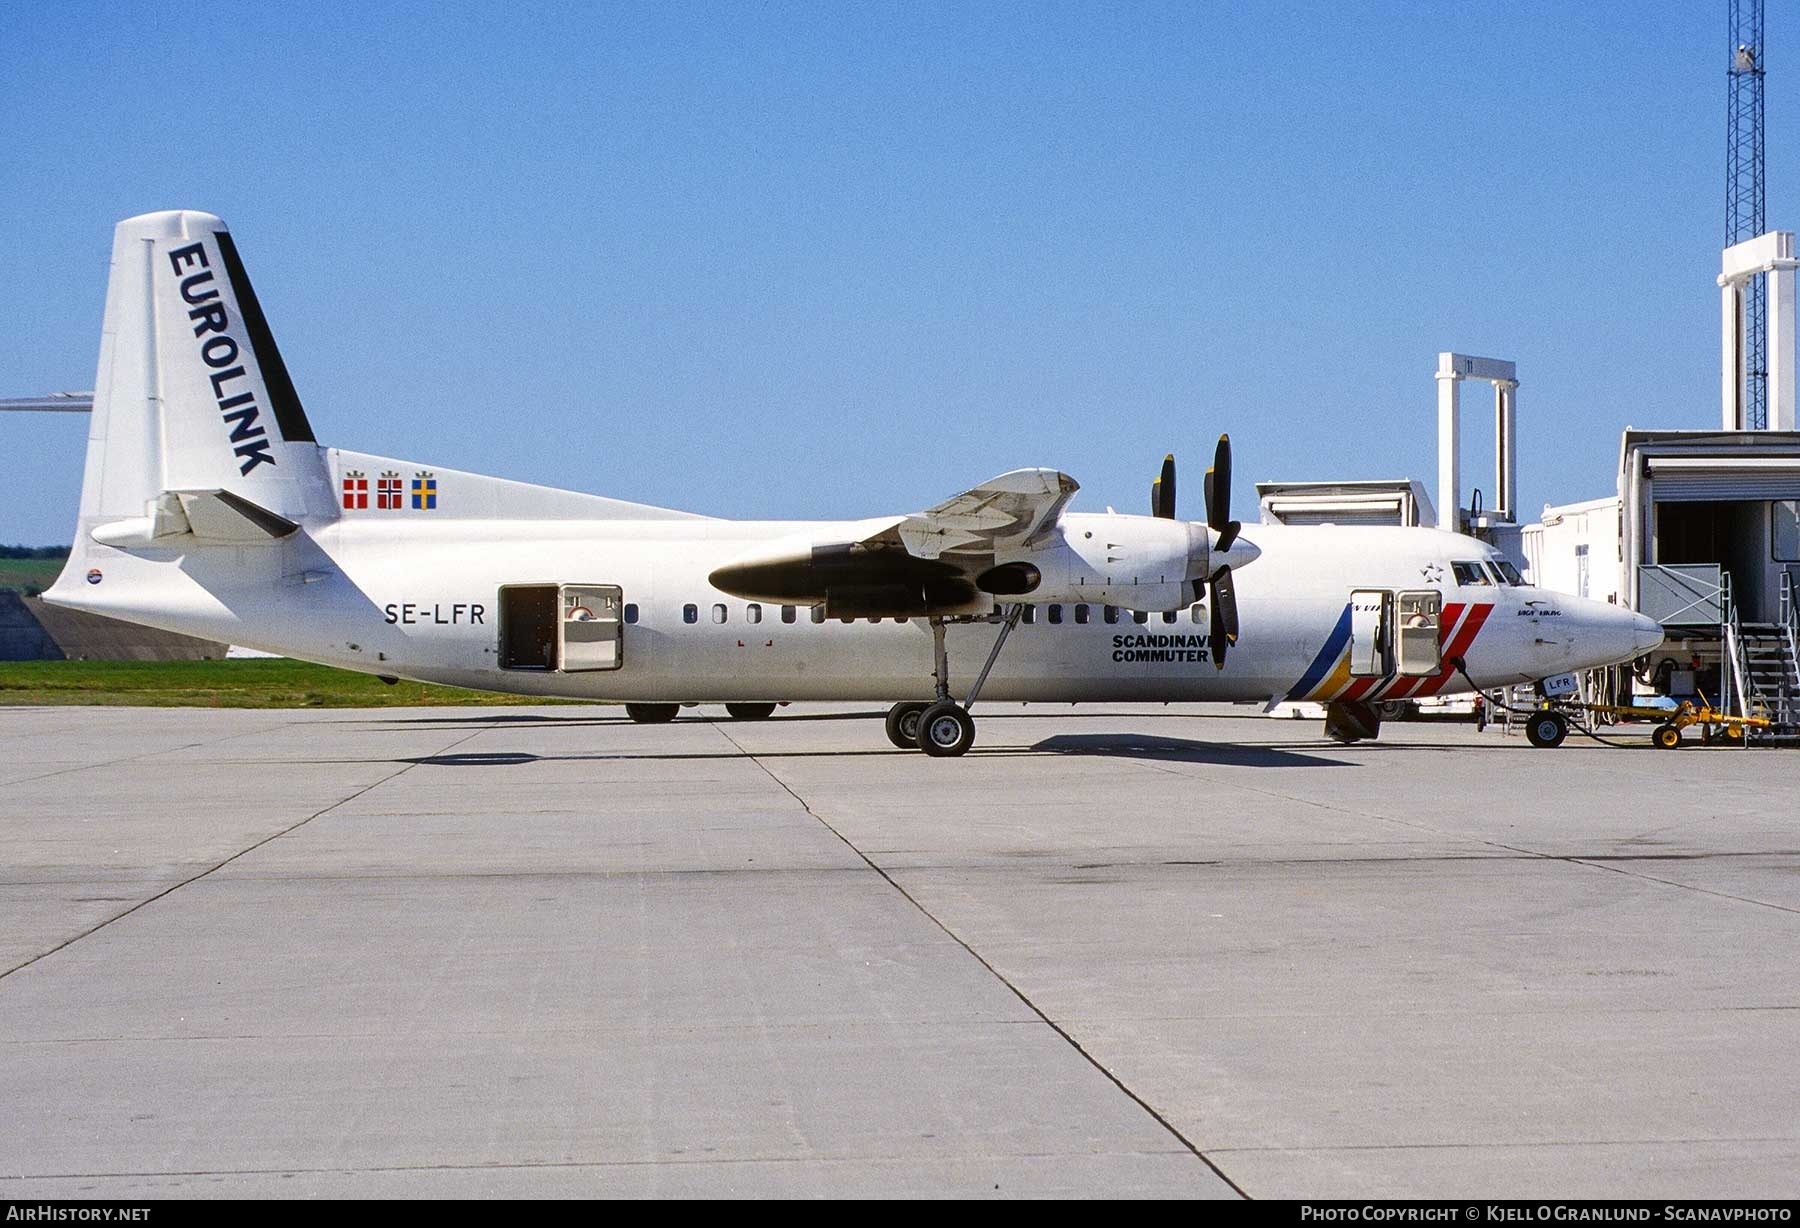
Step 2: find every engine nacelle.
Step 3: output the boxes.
[990,512,1209,611]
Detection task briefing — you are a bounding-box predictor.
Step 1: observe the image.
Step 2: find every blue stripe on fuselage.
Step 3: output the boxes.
[1286,604,1352,701]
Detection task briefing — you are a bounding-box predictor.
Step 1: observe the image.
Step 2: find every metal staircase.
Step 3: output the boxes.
[1728,572,1800,742]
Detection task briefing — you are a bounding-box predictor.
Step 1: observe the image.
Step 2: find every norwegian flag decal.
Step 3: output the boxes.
[377,471,403,510]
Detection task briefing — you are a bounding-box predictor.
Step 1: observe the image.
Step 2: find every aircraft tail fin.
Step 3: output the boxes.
[74,210,332,530]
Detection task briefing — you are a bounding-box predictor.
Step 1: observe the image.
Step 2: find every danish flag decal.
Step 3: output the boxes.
[341,470,368,510]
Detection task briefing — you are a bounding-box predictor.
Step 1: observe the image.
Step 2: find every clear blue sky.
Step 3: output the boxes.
[3,1,1792,544]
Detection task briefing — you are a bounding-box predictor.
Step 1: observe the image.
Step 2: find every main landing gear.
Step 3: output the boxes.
[884,605,1024,757]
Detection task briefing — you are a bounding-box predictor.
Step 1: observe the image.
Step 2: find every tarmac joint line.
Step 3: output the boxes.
[0,725,490,982]
[708,718,1251,1200]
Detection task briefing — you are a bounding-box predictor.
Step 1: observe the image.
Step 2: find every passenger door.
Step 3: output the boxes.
[1394,589,1443,676]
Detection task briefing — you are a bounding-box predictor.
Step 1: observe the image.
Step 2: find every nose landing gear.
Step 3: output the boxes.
[1524,708,1569,748]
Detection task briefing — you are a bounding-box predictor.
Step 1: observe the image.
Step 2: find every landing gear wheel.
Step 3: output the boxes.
[624,702,679,724]
[885,702,929,750]
[1652,723,1682,750]
[725,702,777,720]
[1524,709,1568,749]
[915,700,975,758]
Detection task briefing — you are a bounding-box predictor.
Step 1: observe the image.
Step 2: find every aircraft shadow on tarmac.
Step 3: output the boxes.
[355,710,891,729]
[1029,733,1352,767]
[393,734,1352,768]
[354,707,1283,730]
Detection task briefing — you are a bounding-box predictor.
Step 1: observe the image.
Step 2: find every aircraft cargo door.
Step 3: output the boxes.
[1349,589,1390,677]
[559,585,623,671]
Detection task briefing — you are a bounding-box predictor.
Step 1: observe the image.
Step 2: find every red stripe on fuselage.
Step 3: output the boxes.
[1414,602,1492,697]
[1377,603,1467,701]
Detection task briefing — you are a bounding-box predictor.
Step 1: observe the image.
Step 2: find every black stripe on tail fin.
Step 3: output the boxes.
[214,231,315,444]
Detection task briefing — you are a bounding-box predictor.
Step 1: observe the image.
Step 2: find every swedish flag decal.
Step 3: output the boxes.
[411,472,437,510]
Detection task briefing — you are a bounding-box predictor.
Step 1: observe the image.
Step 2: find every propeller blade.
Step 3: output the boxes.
[1216,519,1241,553]
[1208,566,1239,671]
[1152,454,1176,518]
[1213,566,1239,642]
[1206,434,1232,530]
[1209,590,1229,670]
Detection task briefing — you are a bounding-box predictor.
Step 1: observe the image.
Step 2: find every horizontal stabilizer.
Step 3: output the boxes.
[180,489,300,540]
[90,489,299,548]
[0,392,94,413]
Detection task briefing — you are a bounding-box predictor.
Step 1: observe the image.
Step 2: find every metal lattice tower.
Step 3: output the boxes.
[1729,0,1768,430]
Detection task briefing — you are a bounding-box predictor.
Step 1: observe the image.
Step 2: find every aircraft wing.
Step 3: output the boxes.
[893,468,1078,559]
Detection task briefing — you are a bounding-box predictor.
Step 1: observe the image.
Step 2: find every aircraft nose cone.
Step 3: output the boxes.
[1631,611,1665,655]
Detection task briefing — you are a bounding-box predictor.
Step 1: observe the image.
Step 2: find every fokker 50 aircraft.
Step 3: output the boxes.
[34,211,1663,756]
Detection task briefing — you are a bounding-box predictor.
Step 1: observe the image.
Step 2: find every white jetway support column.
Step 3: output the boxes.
[1436,353,1518,534]
[1720,231,1799,431]
[1772,260,1796,431]
[1436,364,1460,531]
[1723,276,1745,431]
[1495,378,1517,521]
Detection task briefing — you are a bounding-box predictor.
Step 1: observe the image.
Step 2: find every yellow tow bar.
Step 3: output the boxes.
[1564,697,1771,749]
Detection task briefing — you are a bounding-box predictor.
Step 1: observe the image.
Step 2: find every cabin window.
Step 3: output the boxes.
[1074,604,1090,624]
[1021,605,1036,624]
[682,603,698,624]
[810,606,826,624]
[1047,604,1063,625]
[1775,501,1800,561]
[1134,610,1150,624]
[623,603,639,624]
[1191,604,1204,624]
[781,605,797,623]
[1451,561,1492,586]
[712,603,728,623]
[746,603,762,624]
[1103,606,1120,624]
[1161,610,1177,624]
[895,615,909,624]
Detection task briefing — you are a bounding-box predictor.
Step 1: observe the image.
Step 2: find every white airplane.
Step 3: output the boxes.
[32,211,1663,755]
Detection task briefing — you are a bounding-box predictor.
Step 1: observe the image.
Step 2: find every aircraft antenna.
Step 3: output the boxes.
[1729,0,1768,429]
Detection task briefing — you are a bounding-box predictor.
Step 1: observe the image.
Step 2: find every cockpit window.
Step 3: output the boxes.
[1451,561,1492,586]
[1493,559,1526,586]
